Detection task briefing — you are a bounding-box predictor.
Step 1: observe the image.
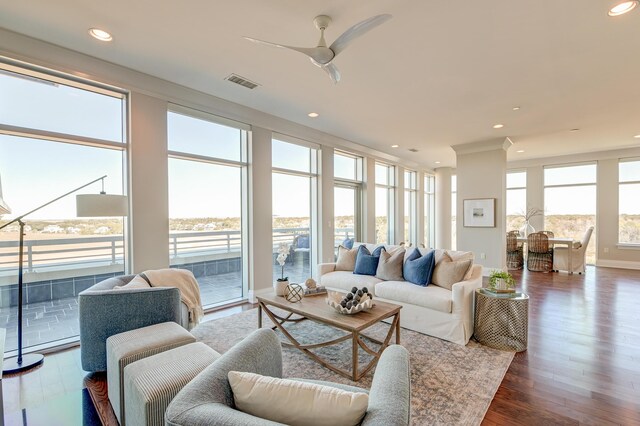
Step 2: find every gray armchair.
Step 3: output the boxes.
[78,274,189,372]
[165,328,411,426]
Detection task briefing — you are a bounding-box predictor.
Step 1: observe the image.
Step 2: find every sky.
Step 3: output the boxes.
[1,67,638,223]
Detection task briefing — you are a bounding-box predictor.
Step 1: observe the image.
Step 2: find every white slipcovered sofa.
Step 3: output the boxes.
[318,243,483,345]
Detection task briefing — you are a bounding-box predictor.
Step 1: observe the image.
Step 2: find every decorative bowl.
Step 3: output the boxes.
[326,291,373,315]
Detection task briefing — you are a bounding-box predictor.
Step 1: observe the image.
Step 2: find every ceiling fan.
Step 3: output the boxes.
[244,14,392,84]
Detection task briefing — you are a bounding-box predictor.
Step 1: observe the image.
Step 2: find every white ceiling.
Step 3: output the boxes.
[0,0,639,167]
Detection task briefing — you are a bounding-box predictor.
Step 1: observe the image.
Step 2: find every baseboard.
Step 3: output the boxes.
[596,259,640,270]
[247,287,273,303]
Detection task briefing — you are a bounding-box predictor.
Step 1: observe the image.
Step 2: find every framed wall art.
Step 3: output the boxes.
[463,198,495,228]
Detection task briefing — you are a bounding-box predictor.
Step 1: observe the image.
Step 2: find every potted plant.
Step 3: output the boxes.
[488,270,516,292]
[519,207,543,237]
[274,242,290,296]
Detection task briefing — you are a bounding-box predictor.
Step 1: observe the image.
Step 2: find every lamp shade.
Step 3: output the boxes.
[76,194,128,217]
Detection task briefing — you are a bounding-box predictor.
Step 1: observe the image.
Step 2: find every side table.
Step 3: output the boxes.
[474,288,529,352]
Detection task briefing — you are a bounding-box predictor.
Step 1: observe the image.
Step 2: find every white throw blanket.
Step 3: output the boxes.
[143,268,204,329]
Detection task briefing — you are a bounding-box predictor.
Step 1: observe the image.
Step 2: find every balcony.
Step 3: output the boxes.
[0,227,352,353]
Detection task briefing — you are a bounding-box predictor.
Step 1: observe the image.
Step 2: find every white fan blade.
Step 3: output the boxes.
[329,14,392,57]
[322,62,341,84]
[243,36,320,58]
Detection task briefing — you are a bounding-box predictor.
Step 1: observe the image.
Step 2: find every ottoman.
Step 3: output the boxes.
[124,342,220,426]
[107,322,196,425]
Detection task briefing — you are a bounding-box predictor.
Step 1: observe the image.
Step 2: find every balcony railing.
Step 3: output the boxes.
[0,227,355,278]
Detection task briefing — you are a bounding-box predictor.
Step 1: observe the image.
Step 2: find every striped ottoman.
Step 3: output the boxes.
[124,342,220,426]
[107,322,196,425]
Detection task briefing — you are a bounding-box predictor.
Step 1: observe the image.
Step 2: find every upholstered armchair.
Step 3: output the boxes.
[506,231,524,270]
[527,232,553,272]
[166,328,411,426]
[78,275,189,372]
[553,226,594,274]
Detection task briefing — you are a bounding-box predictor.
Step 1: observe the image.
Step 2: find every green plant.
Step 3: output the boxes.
[488,270,515,290]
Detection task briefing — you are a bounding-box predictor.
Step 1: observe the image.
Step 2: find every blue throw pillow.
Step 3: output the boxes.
[297,235,310,248]
[403,249,436,286]
[342,238,354,250]
[353,245,384,276]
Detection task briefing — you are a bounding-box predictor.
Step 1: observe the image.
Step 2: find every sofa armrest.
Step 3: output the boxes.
[450,264,483,343]
[362,345,411,426]
[317,263,337,280]
[78,287,182,372]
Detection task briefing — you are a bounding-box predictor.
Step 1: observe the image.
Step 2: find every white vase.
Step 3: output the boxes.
[519,221,535,237]
[495,278,507,291]
[274,280,289,296]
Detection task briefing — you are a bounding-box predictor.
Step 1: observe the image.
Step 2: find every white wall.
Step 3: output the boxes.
[435,167,453,250]
[454,139,510,271]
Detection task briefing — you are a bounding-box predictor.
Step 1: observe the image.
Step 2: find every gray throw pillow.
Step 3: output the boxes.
[335,245,358,271]
[376,248,405,281]
[432,254,473,290]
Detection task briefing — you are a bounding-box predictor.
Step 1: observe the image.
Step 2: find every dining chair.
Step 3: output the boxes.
[527,232,553,272]
[539,230,555,238]
[552,226,594,274]
[506,231,524,270]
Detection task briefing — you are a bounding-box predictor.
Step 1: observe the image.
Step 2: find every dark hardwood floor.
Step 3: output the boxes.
[483,266,640,426]
[2,266,639,425]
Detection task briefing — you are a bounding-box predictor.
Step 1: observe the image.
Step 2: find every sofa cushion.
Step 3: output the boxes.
[321,271,383,295]
[375,281,452,313]
[335,245,358,271]
[228,371,368,426]
[342,238,354,249]
[432,253,473,290]
[446,251,475,280]
[353,245,384,276]
[402,249,435,286]
[114,275,150,290]
[376,248,405,281]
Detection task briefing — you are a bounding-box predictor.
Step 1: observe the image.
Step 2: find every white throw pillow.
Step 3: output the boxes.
[114,275,151,290]
[228,371,368,426]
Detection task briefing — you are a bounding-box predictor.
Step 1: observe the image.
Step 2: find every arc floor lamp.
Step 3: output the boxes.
[0,175,128,374]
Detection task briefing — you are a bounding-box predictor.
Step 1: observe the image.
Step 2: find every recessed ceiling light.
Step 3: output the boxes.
[391,144,399,148]
[493,124,504,129]
[634,134,640,138]
[608,1,638,16]
[307,112,319,118]
[516,150,525,153]
[570,128,580,132]
[435,161,441,164]
[512,107,520,111]
[88,28,113,41]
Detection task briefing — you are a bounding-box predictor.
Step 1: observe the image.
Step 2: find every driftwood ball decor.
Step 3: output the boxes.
[285,284,304,303]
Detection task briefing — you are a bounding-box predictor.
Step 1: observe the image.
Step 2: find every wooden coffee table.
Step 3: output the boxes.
[257,292,401,381]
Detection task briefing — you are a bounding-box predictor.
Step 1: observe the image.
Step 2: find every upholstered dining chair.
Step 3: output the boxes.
[506,231,524,270]
[527,232,553,272]
[553,226,594,274]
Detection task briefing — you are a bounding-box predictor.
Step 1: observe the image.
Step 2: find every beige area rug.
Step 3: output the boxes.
[192,308,513,426]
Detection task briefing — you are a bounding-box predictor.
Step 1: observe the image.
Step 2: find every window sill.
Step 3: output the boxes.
[616,243,640,250]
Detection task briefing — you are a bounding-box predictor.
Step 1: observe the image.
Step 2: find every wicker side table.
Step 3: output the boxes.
[474,288,529,352]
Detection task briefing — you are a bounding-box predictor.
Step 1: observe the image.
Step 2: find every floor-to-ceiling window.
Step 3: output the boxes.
[334,151,362,247]
[404,170,417,245]
[619,158,640,244]
[451,174,457,250]
[272,137,318,282]
[507,170,527,232]
[424,174,435,248]
[544,163,597,264]
[0,63,127,352]
[167,107,248,307]
[375,162,395,244]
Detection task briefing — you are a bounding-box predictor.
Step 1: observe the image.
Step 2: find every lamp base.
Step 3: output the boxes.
[2,353,44,374]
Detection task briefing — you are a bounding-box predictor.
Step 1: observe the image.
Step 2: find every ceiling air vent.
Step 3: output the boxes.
[225,74,260,89]
[408,148,419,153]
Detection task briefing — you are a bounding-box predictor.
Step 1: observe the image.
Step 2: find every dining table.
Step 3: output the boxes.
[517,236,579,274]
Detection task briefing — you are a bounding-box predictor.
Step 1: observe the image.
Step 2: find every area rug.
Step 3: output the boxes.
[192,308,514,426]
